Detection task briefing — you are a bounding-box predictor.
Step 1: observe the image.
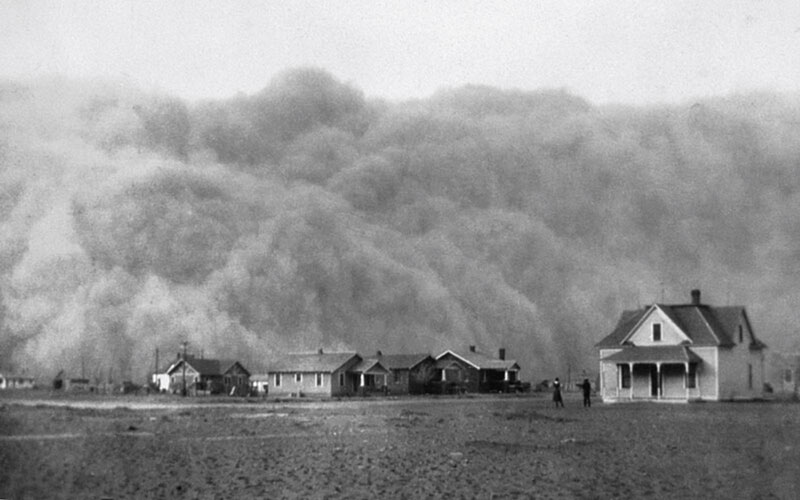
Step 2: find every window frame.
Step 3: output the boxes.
[275,373,281,387]
[316,373,323,387]
[652,323,662,342]
[295,373,302,383]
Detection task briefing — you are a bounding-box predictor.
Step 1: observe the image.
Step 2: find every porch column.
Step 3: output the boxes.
[656,362,662,399]
[504,370,509,381]
[441,369,446,381]
[684,362,689,400]
[360,373,365,387]
[629,363,634,400]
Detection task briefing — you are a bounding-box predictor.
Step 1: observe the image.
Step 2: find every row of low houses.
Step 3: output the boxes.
[152,346,523,397]
[3,289,788,404]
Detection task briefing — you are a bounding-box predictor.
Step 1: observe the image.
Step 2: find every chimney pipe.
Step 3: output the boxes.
[691,289,701,305]
[318,348,324,355]
[469,345,476,353]
[376,350,382,357]
[499,348,506,360]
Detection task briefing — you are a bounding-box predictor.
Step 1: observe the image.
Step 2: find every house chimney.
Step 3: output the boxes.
[499,348,506,360]
[469,345,476,353]
[376,350,382,357]
[691,289,701,305]
[318,348,324,355]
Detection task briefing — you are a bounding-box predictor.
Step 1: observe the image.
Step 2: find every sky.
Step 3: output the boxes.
[2,0,800,105]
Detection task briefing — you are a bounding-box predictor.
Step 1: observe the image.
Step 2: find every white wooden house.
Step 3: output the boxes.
[597,289,767,402]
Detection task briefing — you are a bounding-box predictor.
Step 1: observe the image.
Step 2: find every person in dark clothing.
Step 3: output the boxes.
[552,377,564,408]
[581,378,591,407]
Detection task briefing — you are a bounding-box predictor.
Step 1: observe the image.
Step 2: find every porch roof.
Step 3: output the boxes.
[351,359,389,375]
[601,346,702,364]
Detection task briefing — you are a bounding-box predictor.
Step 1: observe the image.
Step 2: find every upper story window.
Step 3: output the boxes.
[652,323,662,342]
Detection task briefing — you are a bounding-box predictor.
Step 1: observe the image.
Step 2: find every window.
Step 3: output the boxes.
[686,364,697,389]
[295,373,302,383]
[339,372,345,387]
[394,371,401,383]
[619,364,631,388]
[739,325,743,343]
[784,369,793,384]
[275,373,281,387]
[748,364,753,389]
[652,323,662,342]
[316,373,323,387]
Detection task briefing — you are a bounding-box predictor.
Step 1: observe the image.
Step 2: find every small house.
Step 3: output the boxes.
[53,370,91,391]
[376,353,436,395]
[0,373,36,389]
[167,356,250,396]
[268,350,362,397]
[350,357,390,395]
[434,347,521,393]
[769,352,800,396]
[596,289,767,402]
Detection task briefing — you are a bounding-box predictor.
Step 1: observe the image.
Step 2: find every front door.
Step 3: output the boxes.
[650,365,659,397]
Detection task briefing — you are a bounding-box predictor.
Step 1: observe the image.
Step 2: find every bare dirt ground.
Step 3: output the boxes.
[1,392,799,499]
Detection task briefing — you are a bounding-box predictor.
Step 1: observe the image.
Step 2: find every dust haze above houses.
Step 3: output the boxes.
[1,68,799,382]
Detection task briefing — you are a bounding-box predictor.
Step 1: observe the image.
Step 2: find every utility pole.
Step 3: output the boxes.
[181,340,188,397]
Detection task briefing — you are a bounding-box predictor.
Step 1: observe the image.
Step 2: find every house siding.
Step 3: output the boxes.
[271,372,331,396]
[270,357,361,397]
[691,346,718,401]
[599,348,622,401]
[627,309,690,346]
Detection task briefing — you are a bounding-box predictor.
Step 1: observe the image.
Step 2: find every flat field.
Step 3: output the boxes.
[1,392,799,499]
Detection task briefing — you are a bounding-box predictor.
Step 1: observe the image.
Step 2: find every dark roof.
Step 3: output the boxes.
[601,345,703,364]
[351,359,389,374]
[167,358,249,377]
[436,350,520,371]
[596,302,762,349]
[269,352,360,373]
[377,354,433,370]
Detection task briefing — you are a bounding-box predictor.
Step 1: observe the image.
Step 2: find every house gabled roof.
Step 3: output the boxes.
[377,353,433,370]
[269,352,360,373]
[597,299,759,349]
[166,358,250,377]
[351,359,389,374]
[436,349,520,371]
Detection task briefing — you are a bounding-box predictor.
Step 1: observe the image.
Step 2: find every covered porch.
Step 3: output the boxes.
[602,346,702,401]
[350,359,390,395]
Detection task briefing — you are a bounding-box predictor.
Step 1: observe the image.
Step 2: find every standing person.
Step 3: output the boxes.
[581,378,591,407]
[553,377,564,408]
